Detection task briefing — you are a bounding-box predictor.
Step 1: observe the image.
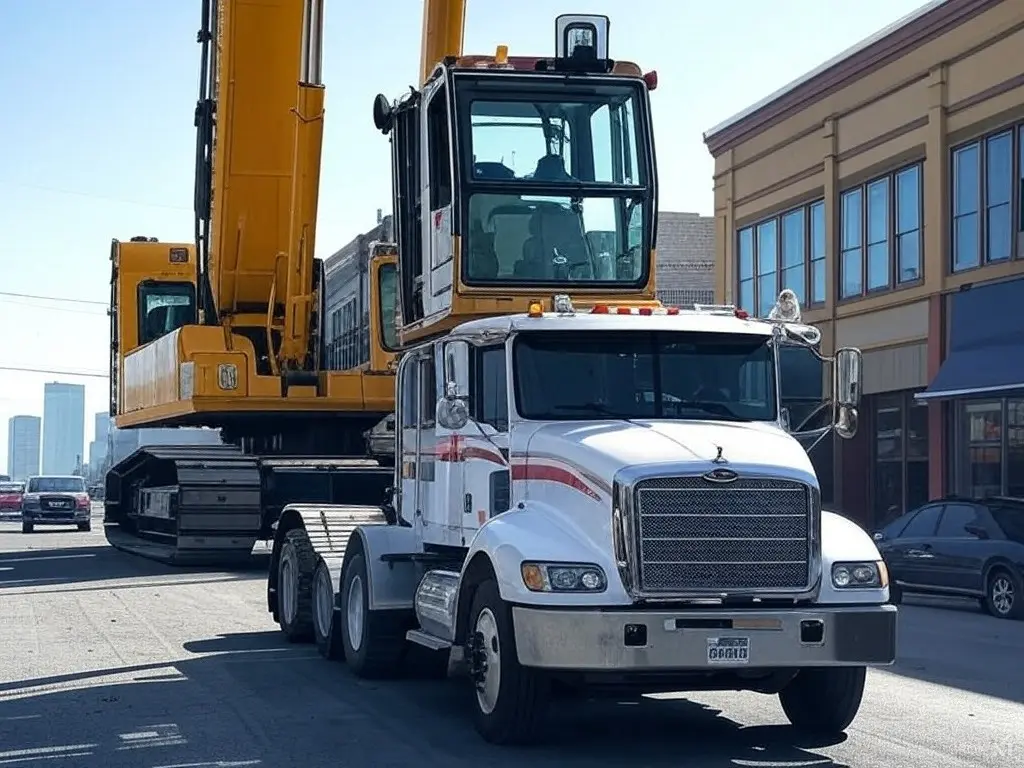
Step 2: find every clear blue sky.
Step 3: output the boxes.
[0,0,930,468]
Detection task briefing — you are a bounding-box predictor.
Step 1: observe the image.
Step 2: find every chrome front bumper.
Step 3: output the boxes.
[511,604,897,670]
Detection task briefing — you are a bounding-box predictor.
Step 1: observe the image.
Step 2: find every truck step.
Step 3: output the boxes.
[406,629,452,651]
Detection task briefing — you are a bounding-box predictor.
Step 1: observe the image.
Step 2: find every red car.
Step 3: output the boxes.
[0,481,25,514]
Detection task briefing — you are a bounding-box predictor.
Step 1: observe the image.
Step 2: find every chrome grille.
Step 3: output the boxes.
[633,476,810,593]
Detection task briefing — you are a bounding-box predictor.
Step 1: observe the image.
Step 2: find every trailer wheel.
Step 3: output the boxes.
[277,528,315,643]
[778,666,866,734]
[313,558,343,660]
[467,579,550,745]
[339,552,407,678]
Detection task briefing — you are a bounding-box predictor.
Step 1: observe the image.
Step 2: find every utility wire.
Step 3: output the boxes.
[0,179,191,212]
[0,365,108,379]
[0,291,107,306]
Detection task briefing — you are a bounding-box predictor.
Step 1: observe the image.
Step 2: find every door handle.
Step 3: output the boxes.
[907,549,935,559]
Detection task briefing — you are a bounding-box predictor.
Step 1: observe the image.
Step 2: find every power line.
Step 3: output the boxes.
[0,291,107,307]
[0,365,108,379]
[0,179,191,212]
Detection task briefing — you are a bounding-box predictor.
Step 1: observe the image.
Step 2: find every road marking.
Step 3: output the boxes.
[0,554,97,565]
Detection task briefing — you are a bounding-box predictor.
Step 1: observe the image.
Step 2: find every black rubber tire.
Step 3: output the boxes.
[339,552,408,678]
[779,666,866,734]
[78,521,91,532]
[467,579,550,745]
[21,522,33,534]
[313,558,344,660]
[888,581,902,605]
[277,528,316,643]
[984,566,1024,620]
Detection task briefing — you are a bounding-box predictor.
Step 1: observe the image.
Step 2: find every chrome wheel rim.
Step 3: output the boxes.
[992,576,1014,615]
[314,565,334,640]
[280,549,297,625]
[347,574,365,652]
[474,608,501,715]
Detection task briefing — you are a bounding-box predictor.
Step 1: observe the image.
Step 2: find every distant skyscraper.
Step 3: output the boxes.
[42,382,86,475]
[6,415,41,481]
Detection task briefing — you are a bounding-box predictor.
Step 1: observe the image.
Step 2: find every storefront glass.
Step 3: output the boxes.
[958,398,1024,497]
[872,391,929,526]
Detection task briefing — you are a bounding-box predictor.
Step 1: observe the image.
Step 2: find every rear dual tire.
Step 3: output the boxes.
[339,552,407,678]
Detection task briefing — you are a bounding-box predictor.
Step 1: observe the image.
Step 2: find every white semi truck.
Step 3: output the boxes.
[266,289,897,745]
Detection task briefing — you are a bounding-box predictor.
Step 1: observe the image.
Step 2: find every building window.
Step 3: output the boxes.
[956,397,1024,497]
[840,163,922,299]
[736,200,824,316]
[951,125,1024,273]
[872,391,929,526]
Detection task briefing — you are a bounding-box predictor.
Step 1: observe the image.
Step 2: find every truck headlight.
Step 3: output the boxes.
[521,562,607,593]
[832,561,887,589]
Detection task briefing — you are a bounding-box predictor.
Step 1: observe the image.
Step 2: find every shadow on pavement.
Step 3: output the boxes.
[0,629,851,768]
[0,543,268,593]
[885,598,1024,705]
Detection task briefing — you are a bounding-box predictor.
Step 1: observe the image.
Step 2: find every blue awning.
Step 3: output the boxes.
[917,278,1024,402]
[916,344,1024,401]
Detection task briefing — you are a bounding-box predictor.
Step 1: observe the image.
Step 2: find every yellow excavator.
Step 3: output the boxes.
[104,0,662,565]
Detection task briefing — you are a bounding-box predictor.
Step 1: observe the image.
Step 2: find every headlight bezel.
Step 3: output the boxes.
[520,561,608,593]
[831,560,888,590]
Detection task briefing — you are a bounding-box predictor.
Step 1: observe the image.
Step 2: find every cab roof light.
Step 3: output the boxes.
[528,301,544,318]
[495,44,509,65]
[638,306,653,315]
[643,70,658,90]
[734,308,749,319]
[591,304,609,314]
[665,307,680,315]
[615,306,632,314]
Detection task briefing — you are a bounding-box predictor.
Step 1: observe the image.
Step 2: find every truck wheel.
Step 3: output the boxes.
[467,579,550,745]
[78,521,91,532]
[984,567,1023,620]
[779,666,866,734]
[21,522,33,534]
[277,528,315,643]
[313,558,343,660]
[339,552,407,678]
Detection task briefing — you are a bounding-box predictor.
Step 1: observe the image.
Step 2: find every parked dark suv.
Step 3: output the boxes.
[873,496,1024,620]
[20,475,92,533]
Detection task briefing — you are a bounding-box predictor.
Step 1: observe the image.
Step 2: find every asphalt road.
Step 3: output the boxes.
[0,506,1021,768]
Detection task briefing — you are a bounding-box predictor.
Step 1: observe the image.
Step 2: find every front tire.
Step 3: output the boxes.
[467,579,550,745]
[21,522,33,534]
[778,666,866,734]
[313,558,343,660]
[339,552,407,678]
[984,567,1023,620]
[277,528,316,643]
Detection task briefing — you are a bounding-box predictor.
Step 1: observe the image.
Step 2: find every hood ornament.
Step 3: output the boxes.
[712,445,727,464]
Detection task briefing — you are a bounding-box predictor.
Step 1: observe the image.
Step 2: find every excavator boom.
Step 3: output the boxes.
[196,0,325,372]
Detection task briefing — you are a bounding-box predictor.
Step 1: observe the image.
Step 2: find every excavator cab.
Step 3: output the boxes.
[374,14,659,345]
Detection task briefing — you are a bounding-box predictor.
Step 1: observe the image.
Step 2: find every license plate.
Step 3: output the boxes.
[706,636,750,665]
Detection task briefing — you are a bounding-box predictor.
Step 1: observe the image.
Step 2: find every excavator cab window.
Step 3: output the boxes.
[391,98,423,323]
[453,74,654,288]
[377,262,399,350]
[137,281,196,346]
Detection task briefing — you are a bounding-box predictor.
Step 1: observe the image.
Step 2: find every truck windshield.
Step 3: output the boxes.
[27,476,85,493]
[513,331,777,422]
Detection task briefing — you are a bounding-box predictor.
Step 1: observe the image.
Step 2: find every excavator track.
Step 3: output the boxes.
[103,444,262,567]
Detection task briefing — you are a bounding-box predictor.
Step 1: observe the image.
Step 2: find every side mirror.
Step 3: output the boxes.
[444,341,470,400]
[836,404,858,440]
[436,398,469,430]
[835,347,862,407]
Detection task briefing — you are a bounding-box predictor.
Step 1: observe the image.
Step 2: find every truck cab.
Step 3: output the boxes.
[269,289,896,746]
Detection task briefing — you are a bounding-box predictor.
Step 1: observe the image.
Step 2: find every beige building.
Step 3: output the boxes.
[704,0,1024,525]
